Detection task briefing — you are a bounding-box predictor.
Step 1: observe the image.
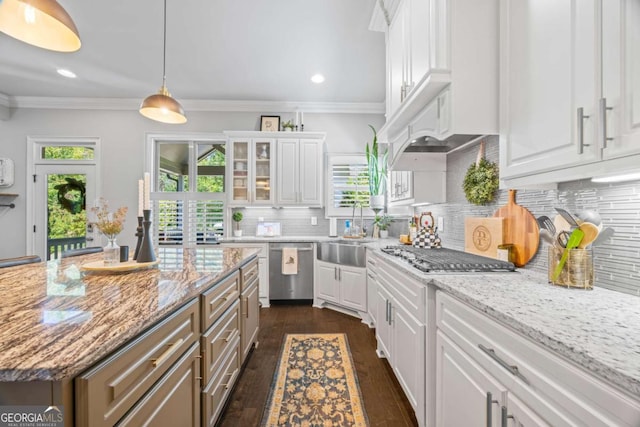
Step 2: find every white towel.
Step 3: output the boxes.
[282,248,298,275]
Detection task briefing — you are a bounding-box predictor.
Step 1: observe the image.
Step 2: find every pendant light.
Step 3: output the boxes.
[0,0,81,52]
[139,0,187,124]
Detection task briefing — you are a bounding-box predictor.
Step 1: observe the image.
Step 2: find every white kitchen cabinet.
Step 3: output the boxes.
[371,251,426,426]
[276,136,324,207]
[315,259,367,319]
[389,170,413,203]
[366,254,378,327]
[500,0,640,187]
[436,290,640,426]
[227,137,275,205]
[374,0,498,165]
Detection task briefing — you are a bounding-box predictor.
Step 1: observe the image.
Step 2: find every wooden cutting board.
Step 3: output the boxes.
[464,217,505,259]
[493,189,539,267]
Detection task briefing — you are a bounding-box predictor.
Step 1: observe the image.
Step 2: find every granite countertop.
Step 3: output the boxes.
[370,247,640,398]
[0,246,259,382]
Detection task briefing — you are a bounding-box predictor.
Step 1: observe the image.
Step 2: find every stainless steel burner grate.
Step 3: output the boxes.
[381,246,516,273]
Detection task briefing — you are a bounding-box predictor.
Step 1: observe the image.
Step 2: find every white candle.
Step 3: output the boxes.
[295,111,300,127]
[137,179,144,217]
[300,111,304,125]
[144,172,151,210]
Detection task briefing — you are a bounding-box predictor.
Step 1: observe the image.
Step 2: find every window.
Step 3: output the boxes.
[326,154,377,217]
[148,135,227,245]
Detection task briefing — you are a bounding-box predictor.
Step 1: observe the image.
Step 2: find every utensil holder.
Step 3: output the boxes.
[548,247,593,289]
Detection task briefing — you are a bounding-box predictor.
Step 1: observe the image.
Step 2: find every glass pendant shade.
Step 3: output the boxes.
[0,0,81,52]
[139,84,187,124]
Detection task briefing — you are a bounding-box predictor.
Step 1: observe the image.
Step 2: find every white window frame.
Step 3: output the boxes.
[325,153,378,218]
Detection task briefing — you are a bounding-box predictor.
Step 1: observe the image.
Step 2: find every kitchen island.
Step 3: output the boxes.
[0,246,259,426]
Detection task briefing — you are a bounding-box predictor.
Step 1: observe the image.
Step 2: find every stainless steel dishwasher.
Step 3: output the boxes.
[269,242,314,302]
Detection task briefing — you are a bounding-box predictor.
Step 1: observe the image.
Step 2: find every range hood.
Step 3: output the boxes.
[404,135,483,153]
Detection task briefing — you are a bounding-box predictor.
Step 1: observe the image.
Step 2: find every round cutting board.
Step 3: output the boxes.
[492,189,539,267]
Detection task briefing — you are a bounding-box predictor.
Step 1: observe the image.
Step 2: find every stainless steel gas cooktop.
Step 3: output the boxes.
[381,246,516,273]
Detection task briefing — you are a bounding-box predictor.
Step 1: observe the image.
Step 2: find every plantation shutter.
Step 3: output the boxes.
[155,195,225,245]
[326,154,374,217]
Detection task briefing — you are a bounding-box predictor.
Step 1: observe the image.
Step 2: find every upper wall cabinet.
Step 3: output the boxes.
[227,135,275,206]
[500,0,640,187]
[276,134,326,207]
[372,0,499,166]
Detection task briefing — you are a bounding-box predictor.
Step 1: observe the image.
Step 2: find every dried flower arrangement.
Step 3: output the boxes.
[91,198,128,238]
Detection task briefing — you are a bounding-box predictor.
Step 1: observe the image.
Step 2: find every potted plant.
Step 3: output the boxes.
[232,211,243,237]
[366,125,388,211]
[282,120,295,132]
[374,214,393,239]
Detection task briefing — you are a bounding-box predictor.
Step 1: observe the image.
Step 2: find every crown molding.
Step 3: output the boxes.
[8,96,385,115]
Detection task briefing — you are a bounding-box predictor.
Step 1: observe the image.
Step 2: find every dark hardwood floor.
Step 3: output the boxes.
[218,304,418,426]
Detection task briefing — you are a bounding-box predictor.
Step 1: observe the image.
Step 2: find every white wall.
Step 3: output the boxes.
[0,107,384,258]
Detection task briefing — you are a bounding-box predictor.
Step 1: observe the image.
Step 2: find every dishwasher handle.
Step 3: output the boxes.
[269,248,313,252]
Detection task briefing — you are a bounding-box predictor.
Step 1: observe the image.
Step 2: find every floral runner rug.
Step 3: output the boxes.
[261,333,369,426]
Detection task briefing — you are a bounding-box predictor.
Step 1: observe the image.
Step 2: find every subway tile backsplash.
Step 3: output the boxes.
[416,136,640,297]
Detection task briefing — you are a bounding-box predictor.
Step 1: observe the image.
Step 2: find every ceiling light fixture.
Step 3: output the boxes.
[139,0,186,124]
[591,172,640,183]
[56,68,76,78]
[311,74,325,84]
[0,0,81,52]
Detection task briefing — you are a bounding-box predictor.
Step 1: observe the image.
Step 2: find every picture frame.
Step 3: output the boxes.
[260,115,280,132]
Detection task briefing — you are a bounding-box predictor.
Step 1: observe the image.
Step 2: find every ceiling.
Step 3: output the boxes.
[0,0,386,105]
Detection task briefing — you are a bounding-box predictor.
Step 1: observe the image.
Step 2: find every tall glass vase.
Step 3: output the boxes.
[103,236,120,265]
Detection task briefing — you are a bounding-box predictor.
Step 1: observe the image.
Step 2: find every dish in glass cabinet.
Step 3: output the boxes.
[81,260,159,272]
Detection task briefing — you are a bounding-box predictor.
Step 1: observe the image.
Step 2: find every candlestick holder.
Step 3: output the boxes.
[137,209,156,263]
[301,124,304,132]
[133,216,143,260]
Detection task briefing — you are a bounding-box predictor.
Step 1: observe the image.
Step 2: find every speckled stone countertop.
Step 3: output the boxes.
[0,246,259,382]
[369,247,640,398]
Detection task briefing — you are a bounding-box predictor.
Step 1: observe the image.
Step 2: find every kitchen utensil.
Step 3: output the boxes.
[576,210,602,228]
[552,228,584,281]
[553,214,572,236]
[555,207,580,227]
[577,222,599,248]
[557,230,570,248]
[539,229,556,245]
[591,227,615,246]
[536,215,556,235]
[464,217,505,259]
[492,189,539,267]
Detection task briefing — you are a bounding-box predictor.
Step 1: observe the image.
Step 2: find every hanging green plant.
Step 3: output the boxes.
[55,177,86,214]
[462,142,499,205]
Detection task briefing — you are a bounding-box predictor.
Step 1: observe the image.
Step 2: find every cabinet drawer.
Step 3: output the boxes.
[202,337,240,427]
[116,342,201,426]
[436,291,640,426]
[201,271,240,331]
[240,257,259,292]
[75,298,199,427]
[376,254,426,323]
[201,300,240,386]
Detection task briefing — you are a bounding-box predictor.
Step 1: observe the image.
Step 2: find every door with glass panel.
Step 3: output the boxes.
[30,143,98,260]
[229,138,274,205]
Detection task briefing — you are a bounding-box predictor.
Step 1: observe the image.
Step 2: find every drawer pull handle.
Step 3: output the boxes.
[478,344,529,385]
[210,290,236,307]
[245,297,249,318]
[224,329,237,343]
[222,368,239,390]
[152,338,184,368]
[486,392,499,427]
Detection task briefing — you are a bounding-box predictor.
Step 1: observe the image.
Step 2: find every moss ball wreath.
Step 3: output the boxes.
[462,157,499,205]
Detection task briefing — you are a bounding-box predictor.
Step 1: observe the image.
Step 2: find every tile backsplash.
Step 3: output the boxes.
[416,136,640,297]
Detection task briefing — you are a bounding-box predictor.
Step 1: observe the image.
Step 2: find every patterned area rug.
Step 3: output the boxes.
[262,333,369,426]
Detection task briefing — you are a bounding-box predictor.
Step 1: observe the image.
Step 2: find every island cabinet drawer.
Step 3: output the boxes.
[436,292,640,426]
[75,298,199,427]
[201,271,240,331]
[201,300,240,385]
[240,257,259,292]
[202,336,240,427]
[116,342,201,426]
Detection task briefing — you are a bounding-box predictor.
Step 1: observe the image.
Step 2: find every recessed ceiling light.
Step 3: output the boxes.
[311,74,325,84]
[57,68,77,79]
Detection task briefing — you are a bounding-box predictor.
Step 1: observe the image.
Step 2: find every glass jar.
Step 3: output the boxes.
[548,247,593,289]
[103,237,120,265]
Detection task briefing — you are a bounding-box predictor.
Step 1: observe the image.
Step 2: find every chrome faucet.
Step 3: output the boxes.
[351,201,364,237]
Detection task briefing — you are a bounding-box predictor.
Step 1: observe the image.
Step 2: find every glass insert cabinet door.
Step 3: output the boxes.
[230,138,274,205]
